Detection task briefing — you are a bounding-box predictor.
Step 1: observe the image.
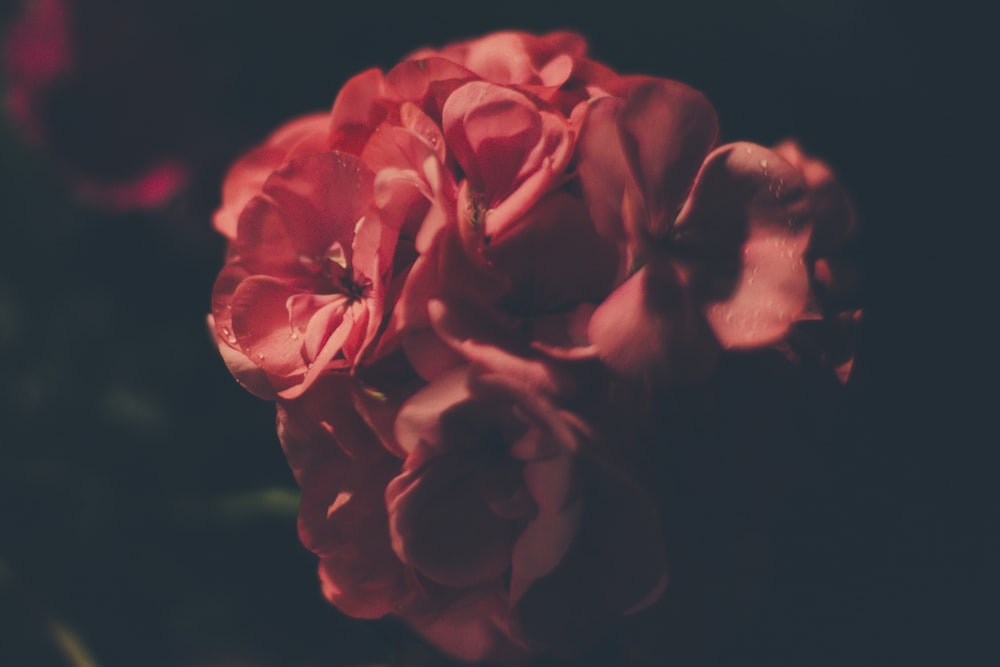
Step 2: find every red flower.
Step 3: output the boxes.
[211,152,386,398]
[211,82,455,399]
[206,28,859,666]
[578,80,814,382]
[387,367,667,657]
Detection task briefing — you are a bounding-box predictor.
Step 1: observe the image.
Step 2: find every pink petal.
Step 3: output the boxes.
[277,373,389,464]
[229,275,306,383]
[393,366,473,457]
[213,112,330,237]
[208,314,275,400]
[328,68,389,154]
[318,554,406,620]
[486,191,621,313]
[401,328,465,382]
[428,298,570,395]
[704,229,811,348]
[407,589,527,664]
[232,195,302,277]
[529,304,600,361]
[618,79,719,239]
[260,152,374,262]
[443,82,572,240]
[289,293,348,359]
[576,96,629,243]
[587,266,718,382]
[773,139,856,255]
[279,300,368,399]
[386,455,519,588]
[509,499,583,606]
[672,142,812,348]
[384,57,477,109]
[444,81,542,193]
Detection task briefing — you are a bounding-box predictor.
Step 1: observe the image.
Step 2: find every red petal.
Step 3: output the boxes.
[328,68,389,154]
[588,266,718,382]
[618,80,719,238]
[673,142,812,348]
[387,454,519,588]
[260,152,374,262]
[576,96,629,244]
[229,275,305,383]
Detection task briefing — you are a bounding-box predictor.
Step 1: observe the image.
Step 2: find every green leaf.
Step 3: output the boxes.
[214,487,301,521]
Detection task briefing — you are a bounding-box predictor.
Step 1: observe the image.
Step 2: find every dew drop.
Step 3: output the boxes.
[256,352,265,361]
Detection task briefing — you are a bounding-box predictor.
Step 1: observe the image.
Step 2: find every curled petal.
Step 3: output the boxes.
[705,227,812,349]
[773,139,856,255]
[279,300,369,399]
[208,313,275,399]
[328,68,390,154]
[672,142,812,348]
[510,498,583,605]
[444,81,572,240]
[385,56,477,109]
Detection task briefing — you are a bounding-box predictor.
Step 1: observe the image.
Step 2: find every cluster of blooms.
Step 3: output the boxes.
[208,31,859,664]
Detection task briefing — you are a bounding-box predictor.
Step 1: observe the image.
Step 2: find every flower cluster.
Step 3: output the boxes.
[209,31,858,664]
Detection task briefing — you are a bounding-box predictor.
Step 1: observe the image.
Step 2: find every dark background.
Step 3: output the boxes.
[0,1,978,666]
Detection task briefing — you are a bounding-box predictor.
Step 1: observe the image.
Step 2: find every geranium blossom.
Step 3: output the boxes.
[578,80,813,382]
[207,28,860,665]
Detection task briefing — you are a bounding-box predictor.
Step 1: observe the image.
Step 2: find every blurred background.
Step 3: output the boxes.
[0,1,969,666]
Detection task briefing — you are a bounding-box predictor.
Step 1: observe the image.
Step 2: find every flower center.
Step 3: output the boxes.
[299,241,372,301]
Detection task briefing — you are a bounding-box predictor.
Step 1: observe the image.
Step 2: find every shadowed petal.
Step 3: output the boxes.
[588,266,718,382]
[673,142,812,348]
[618,80,719,238]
